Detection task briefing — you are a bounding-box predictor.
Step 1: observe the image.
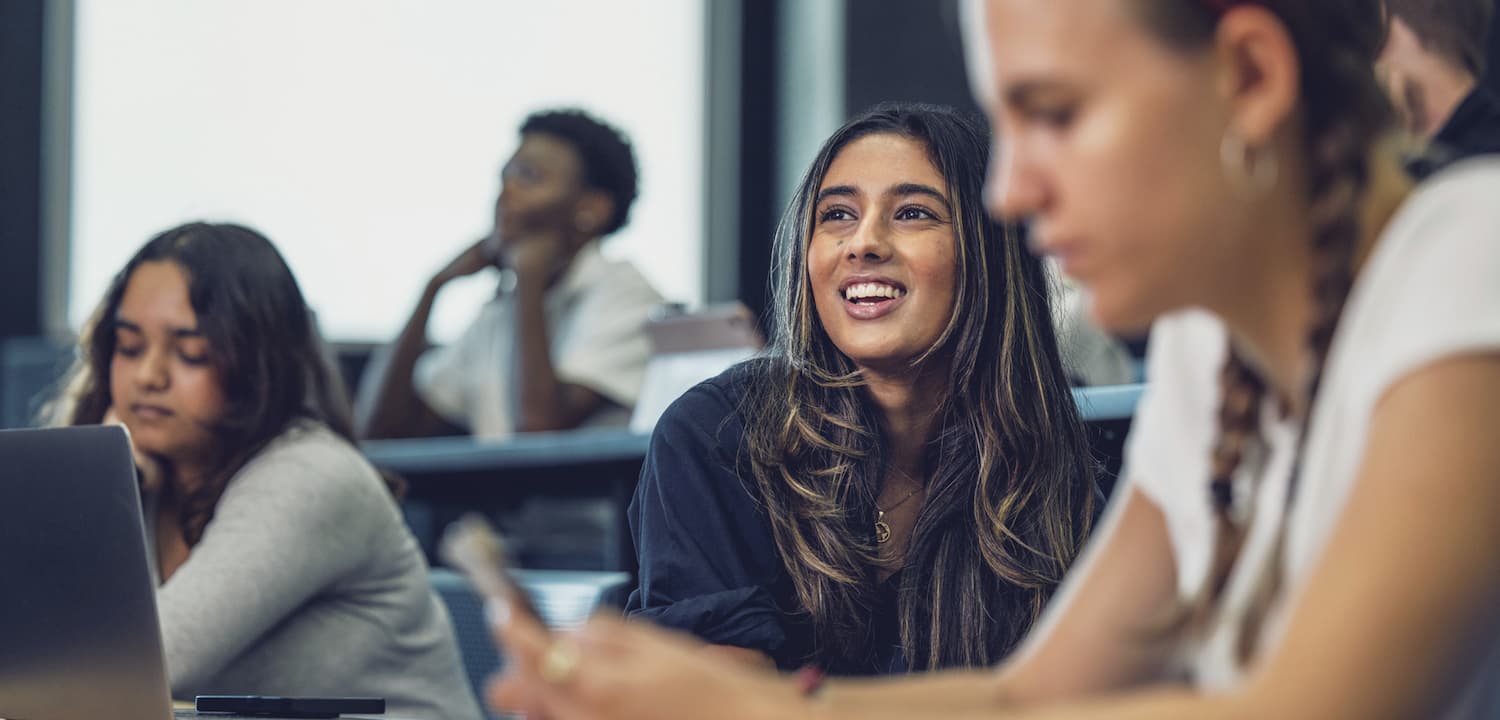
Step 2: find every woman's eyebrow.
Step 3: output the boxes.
[886,183,952,213]
[1006,78,1071,109]
[815,184,861,205]
[113,317,202,338]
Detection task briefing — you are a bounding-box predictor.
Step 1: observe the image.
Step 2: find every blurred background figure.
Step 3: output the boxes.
[358,109,663,440]
[1378,0,1500,177]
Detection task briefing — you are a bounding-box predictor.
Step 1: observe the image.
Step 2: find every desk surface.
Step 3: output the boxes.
[362,384,1144,475]
[1073,383,1144,422]
[366,384,1143,573]
[362,427,650,475]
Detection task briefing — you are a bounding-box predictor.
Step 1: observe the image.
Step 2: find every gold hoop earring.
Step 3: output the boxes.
[1220,129,1279,193]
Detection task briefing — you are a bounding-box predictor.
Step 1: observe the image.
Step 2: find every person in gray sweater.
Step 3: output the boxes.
[49,222,483,720]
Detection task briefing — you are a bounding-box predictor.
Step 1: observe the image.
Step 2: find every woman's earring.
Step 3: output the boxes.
[1220,128,1279,194]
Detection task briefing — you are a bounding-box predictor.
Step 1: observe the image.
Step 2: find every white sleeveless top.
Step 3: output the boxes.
[1124,159,1500,716]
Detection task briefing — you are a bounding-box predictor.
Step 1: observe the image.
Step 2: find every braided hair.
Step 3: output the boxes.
[1139,0,1394,662]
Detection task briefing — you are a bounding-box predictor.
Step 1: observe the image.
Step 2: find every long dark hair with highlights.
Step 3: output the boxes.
[1137,0,1393,662]
[50,222,400,545]
[742,102,1097,672]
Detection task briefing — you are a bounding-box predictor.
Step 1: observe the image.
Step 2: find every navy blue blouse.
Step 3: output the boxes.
[624,363,907,675]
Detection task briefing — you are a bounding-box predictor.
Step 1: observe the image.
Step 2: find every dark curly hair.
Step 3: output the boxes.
[520,109,639,235]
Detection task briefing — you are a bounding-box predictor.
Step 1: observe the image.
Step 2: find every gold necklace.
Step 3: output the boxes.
[874,479,924,544]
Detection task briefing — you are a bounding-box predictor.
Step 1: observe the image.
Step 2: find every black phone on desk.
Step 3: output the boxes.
[195,695,384,718]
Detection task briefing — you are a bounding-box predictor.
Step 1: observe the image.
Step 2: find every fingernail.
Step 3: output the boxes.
[486,599,512,629]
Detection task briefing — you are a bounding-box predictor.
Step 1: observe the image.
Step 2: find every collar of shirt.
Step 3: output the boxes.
[549,242,608,304]
[1413,84,1500,179]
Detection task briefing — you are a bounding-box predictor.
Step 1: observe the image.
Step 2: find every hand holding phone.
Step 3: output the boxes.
[438,514,544,626]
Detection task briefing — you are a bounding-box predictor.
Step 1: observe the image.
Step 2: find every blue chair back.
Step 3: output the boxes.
[429,569,503,714]
[1,336,73,429]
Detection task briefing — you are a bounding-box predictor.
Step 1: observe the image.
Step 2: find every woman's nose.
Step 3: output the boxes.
[986,142,1046,223]
[846,218,893,262]
[134,347,170,391]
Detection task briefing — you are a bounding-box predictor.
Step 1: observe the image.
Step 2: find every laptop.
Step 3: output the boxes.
[0,426,392,720]
[0,425,175,719]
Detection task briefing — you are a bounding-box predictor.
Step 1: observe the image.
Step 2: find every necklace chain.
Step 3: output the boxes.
[874,466,925,544]
[876,485,923,513]
[877,465,924,510]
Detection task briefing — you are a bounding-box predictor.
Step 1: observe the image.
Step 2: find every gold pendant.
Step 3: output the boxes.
[875,510,891,544]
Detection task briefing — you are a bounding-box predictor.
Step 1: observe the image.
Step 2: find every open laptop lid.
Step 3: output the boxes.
[0,425,173,720]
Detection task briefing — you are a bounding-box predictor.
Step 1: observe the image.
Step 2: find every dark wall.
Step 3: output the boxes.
[0,0,44,340]
[844,0,981,119]
[1489,7,1500,95]
[736,0,781,330]
[844,0,1500,118]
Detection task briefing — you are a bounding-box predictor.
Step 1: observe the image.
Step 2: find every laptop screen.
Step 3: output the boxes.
[0,425,174,720]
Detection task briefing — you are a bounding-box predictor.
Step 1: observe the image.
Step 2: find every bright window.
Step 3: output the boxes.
[71,0,705,342]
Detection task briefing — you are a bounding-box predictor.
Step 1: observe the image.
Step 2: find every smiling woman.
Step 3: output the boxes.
[46,222,482,720]
[808,134,958,369]
[622,103,1097,676]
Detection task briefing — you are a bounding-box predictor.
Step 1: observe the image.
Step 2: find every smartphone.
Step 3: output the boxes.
[194,695,383,718]
[438,514,544,625]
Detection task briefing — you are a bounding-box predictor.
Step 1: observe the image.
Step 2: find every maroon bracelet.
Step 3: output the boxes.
[795,665,827,698]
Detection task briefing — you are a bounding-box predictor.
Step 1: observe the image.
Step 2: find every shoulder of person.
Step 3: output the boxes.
[669,357,776,416]
[1143,309,1227,391]
[1352,157,1500,325]
[1126,310,1226,484]
[1393,158,1500,238]
[1326,159,1500,389]
[224,420,389,510]
[651,358,779,457]
[582,253,663,301]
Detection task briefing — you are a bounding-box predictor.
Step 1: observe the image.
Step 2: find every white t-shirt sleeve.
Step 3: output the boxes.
[1119,310,1228,594]
[1342,160,1500,397]
[554,266,662,408]
[1123,312,1224,501]
[414,344,468,427]
[1121,159,1500,600]
[414,303,502,430]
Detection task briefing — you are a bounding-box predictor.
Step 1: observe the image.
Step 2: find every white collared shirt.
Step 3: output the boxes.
[415,243,663,439]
